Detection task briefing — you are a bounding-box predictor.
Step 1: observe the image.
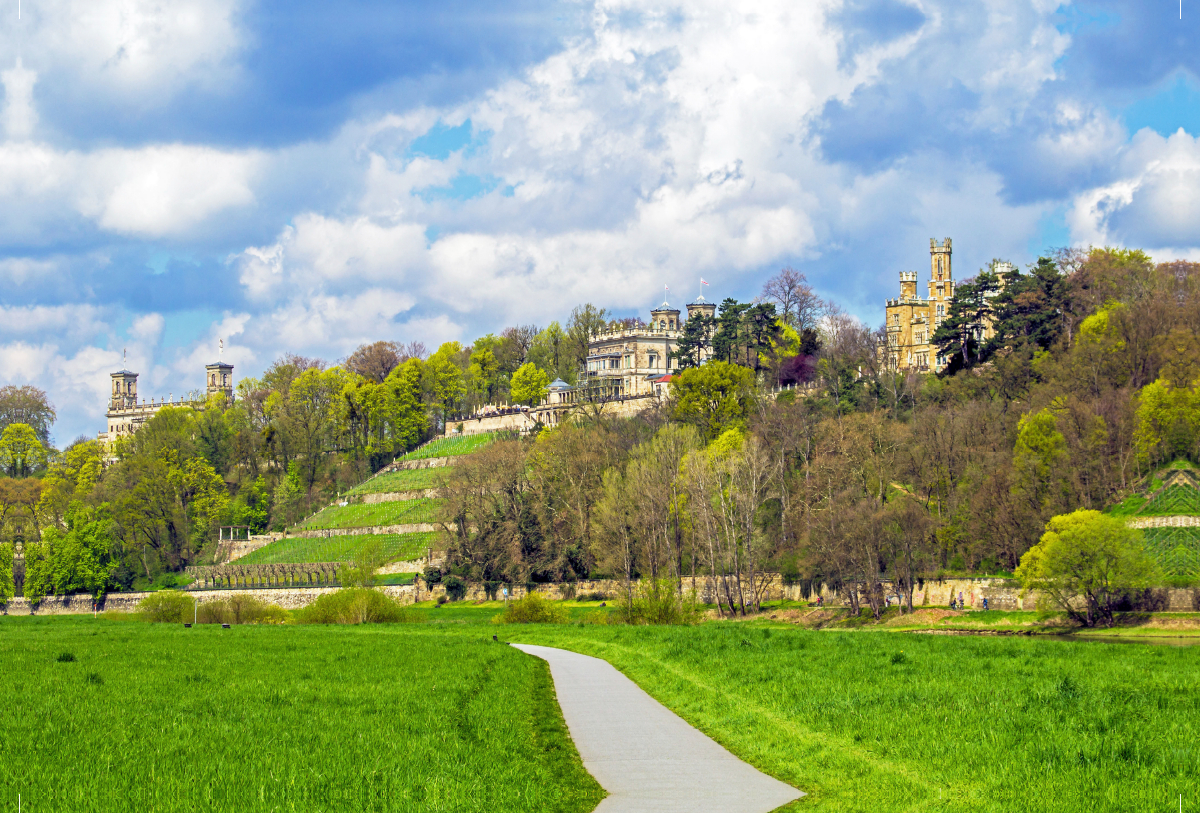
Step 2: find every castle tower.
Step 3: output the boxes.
[899,272,918,299]
[649,302,681,332]
[927,237,954,314]
[109,369,138,411]
[206,361,234,400]
[686,294,716,322]
[930,238,952,281]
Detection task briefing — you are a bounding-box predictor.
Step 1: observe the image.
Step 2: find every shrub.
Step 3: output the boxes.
[612,579,699,625]
[423,566,443,587]
[138,590,196,623]
[293,588,419,625]
[493,591,567,624]
[443,575,466,601]
[197,594,287,625]
[577,591,610,602]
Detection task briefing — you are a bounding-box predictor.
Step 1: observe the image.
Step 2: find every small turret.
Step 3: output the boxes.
[649,302,681,332]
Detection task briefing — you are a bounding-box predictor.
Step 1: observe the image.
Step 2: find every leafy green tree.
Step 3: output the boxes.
[1016,510,1159,627]
[37,439,103,528]
[23,504,118,602]
[528,322,572,383]
[0,423,48,478]
[423,342,468,427]
[566,303,610,371]
[1013,408,1069,509]
[0,384,55,444]
[0,541,13,604]
[511,362,550,406]
[671,361,755,441]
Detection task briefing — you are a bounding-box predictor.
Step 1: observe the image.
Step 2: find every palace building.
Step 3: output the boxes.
[882,238,1014,373]
[581,294,718,398]
[99,357,234,445]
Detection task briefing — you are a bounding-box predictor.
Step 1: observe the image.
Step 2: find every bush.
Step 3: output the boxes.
[442,575,466,601]
[493,591,568,624]
[138,590,196,623]
[423,566,443,587]
[197,594,287,625]
[293,588,419,624]
[612,579,699,625]
[577,591,610,602]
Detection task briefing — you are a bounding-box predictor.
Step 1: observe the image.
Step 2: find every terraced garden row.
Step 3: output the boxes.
[347,467,446,495]
[237,532,439,565]
[297,498,444,530]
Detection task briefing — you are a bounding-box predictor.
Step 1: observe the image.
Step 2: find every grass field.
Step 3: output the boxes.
[499,619,1199,813]
[348,467,446,495]
[237,531,439,565]
[298,499,445,530]
[0,617,602,813]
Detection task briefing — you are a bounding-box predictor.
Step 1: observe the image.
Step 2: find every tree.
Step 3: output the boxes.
[498,325,539,374]
[671,361,755,441]
[1015,510,1159,627]
[931,270,1001,372]
[761,267,823,331]
[345,341,402,383]
[566,304,610,370]
[22,504,118,602]
[529,322,572,383]
[0,542,13,604]
[670,312,714,369]
[0,423,48,477]
[0,385,55,444]
[511,362,550,406]
[987,257,1067,356]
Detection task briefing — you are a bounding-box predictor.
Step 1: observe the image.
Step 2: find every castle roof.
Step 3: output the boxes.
[548,378,572,391]
[110,369,137,376]
[206,361,234,369]
[687,294,715,307]
[651,301,679,312]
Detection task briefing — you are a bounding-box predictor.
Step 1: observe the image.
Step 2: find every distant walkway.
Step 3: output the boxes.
[512,644,802,813]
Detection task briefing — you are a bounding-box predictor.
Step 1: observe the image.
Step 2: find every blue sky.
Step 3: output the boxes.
[0,0,1198,442]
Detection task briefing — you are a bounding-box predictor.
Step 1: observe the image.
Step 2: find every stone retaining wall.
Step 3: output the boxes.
[360,489,438,504]
[7,576,1197,616]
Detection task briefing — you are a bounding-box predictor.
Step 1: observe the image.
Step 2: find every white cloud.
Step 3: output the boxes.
[2,58,38,140]
[1069,128,1200,250]
[78,144,261,236]
[4,0,243,100]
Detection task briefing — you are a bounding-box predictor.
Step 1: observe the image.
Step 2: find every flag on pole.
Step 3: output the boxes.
[701,278,709,286]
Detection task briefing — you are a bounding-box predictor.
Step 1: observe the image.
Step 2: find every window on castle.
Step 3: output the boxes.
[937,304,944,316]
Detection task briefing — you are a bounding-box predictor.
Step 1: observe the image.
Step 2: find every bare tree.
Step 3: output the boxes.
[499,325,539,371]
[401,341,429,361]
[345,341,402,383]
[761,267,824,331]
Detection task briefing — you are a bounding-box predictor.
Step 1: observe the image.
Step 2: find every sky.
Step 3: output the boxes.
[0,0,1198,444]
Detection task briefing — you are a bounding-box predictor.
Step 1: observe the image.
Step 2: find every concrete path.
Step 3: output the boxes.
[512,643,803,813]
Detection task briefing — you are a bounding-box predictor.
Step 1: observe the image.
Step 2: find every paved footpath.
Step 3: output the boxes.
[512,644,803,813]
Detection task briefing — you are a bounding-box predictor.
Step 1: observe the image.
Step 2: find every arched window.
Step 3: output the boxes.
[936,304,944,317]
[659,320,666,329]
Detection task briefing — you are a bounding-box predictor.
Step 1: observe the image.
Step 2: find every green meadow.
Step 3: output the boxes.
[348,467,447,495]
[0,616,602,813]
[3,607,1197,813]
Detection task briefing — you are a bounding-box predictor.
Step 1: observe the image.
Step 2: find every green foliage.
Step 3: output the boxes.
[986,256,1067,355]
[493,591,568,624]
[271,461,307,529]
[1134,378,1200,465]
[1016,510,1160,626]
[510,362,550,406]
[670,361,755,441]
[1013,408,1069,506]
[22,504,118,602]
[1138,484,1200,516]
[237,531,437,565]
[0,542,13,604]
[0,422,47,477]
[137,590,196,623]
[442,574,466,601]
[293,587,419,624]
[931,268,1001,371]
[612,578,699,625]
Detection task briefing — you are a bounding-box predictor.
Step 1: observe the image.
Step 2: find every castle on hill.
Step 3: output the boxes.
[99,357,234,444]
[882,238,1013,373]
